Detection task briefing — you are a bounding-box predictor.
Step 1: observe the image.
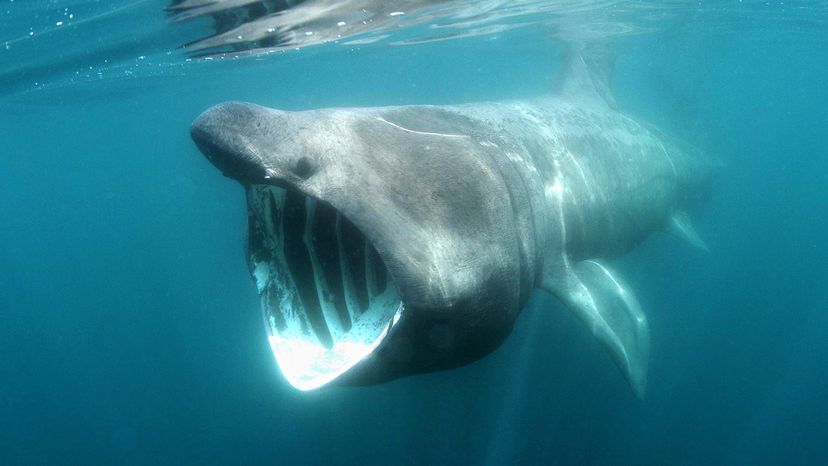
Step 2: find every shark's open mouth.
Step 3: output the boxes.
[246,184,403,390]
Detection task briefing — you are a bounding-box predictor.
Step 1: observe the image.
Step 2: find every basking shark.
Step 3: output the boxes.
[190,49,713,398]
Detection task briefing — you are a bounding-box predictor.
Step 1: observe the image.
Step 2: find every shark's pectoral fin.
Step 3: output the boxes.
[542,260,650,398]
[668,211,709,252]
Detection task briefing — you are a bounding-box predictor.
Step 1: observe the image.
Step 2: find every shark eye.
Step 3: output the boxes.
[293,156,315,179]
[246,184,403,390]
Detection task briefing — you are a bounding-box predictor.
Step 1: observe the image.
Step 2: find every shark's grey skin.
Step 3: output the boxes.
[190,52,713,397]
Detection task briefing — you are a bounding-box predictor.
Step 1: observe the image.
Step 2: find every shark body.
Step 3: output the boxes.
[190,50,713,397]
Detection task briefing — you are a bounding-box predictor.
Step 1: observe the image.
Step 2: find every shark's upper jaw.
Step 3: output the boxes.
[246,184,404,390]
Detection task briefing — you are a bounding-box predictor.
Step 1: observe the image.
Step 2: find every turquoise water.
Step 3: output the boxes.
[2,1,828,464]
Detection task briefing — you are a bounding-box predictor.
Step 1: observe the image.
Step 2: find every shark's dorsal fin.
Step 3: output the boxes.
[556,44,617,109]
[541,259,649,399]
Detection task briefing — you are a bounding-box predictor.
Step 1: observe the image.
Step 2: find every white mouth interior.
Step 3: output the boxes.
[247,185,403,390]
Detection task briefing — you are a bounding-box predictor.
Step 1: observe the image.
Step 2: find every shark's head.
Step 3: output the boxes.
[191,101,536,390]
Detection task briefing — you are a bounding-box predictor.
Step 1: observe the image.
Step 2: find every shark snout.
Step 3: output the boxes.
[190,102,279,183]
[191,101,326,188]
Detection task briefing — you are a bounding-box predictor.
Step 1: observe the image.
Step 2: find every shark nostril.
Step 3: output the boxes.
[294,156,315,179]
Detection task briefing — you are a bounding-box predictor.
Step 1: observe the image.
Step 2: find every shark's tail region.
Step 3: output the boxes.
[537,43,713,398]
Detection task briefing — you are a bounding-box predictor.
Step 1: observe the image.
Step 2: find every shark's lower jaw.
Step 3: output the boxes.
[246,185,403,391]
